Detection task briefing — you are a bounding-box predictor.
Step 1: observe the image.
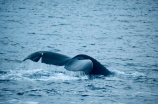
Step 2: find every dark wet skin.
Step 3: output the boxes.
[23,51,111,76]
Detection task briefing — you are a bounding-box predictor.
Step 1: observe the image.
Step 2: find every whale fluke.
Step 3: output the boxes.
[23,51,111,76]
[23,51,71,66]
[41,51,71,66]
[23,51,43,62]
[65,57,93,74]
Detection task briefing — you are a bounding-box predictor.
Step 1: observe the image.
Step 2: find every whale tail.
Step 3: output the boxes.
[23,51,93,74]
[23,51,43,62]
[65,57,93,74]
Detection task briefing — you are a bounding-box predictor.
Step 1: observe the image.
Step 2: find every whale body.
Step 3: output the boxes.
[23,51,111,76]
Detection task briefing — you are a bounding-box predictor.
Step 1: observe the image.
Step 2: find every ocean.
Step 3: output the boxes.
[0,0,158,104]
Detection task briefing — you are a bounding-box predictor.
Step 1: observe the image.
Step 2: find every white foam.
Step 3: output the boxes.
[1,63,88,81]
[112,69,145,77]
[25,101,39,104]
[9,99,39,104]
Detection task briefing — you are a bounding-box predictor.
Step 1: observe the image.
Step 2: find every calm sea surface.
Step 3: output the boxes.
[0,0,158,104]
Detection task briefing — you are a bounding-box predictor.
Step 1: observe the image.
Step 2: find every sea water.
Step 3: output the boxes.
[0,0,158,104]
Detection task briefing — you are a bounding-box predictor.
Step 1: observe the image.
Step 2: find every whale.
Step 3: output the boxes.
[23,51,111,76]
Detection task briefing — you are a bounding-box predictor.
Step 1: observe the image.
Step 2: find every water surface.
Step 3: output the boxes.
[0,0,158,104]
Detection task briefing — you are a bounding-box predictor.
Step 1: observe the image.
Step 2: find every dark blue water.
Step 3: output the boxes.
[0,0,158,104]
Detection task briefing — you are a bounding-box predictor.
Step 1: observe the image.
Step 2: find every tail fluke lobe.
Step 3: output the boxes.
[23,51,71,66]
[65,57,93,74]
[41,51,71,66]
[23,51,43,62]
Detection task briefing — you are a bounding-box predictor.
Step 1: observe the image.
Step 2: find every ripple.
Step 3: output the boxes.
[86,84,107,91]
[0,70,7,74]
[1,0,158,103]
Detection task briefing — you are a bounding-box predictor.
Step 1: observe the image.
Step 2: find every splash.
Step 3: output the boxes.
[9,99,39,104]
[111,69,145,78]
[0,62,88,81]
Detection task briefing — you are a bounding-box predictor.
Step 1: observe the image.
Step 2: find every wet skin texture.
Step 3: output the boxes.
[23,51,111,76]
